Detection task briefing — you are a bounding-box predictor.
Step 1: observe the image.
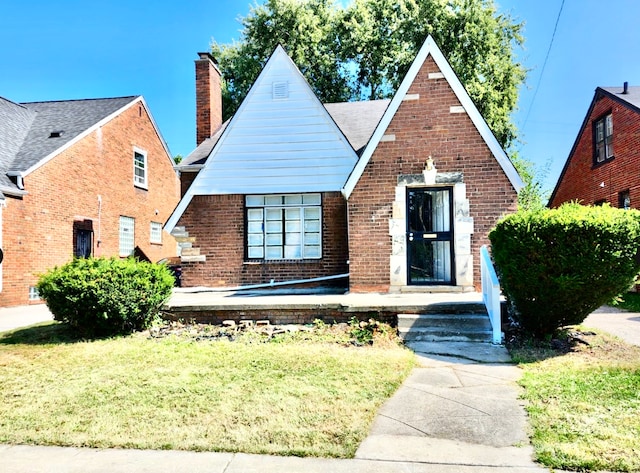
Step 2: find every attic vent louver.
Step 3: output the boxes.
[272,81,289,100]
[49,130,64,138]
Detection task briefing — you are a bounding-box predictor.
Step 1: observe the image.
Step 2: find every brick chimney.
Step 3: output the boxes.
[195,52,222,146]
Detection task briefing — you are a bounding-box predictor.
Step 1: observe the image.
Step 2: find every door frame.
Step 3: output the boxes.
[406,186,456,285]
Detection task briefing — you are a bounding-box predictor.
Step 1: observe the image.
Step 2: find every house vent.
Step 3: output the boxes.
[272,81,289,100]
[49,130,64,138]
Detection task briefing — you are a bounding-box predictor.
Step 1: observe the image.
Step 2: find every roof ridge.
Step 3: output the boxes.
[19,95,139,105]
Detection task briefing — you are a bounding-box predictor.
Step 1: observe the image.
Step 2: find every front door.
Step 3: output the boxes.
[407,187,455,285]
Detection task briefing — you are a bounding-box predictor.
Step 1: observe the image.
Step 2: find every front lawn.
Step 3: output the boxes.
[0,321,415,458]
[510,330,640,472]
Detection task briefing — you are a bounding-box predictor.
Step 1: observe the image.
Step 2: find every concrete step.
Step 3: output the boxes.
[398,313,491,331]
[180,247,201,257]
[398,312,493,343]
[398,326,493,342]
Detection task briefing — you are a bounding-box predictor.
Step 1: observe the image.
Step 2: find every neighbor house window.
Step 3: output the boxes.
[119,216,135,256]
[594,113,613,164]
[133,148,148,188]
[29,286,40,301]
[619,190,631,210]
[246,194,322,260]
[150,221,163,244]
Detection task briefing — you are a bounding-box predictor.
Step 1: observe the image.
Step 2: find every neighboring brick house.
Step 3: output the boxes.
[549,83,640,209]
[166,36,522,293]
[0,95,180,307]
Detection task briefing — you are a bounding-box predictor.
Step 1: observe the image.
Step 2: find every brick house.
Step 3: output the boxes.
[549,83,640,209]
[0,95,180,307]
[166,36,522,293]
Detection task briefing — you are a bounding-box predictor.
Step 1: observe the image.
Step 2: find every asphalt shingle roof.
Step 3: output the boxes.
[0,95,138,193]
[600,85,640,112]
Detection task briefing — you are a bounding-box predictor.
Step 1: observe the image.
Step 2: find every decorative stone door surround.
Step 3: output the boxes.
[389,171,474,290]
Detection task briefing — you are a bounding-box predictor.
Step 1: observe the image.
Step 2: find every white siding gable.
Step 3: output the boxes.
[189,45,357,196]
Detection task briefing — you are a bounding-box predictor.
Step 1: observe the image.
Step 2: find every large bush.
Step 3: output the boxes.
[37,257,174,337]
[489,203,640,338]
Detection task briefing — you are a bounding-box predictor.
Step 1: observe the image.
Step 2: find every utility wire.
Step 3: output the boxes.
[521,0,566,129]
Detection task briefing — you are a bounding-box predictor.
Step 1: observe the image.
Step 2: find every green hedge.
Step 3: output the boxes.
[37,257,174,337]
[489,203,640,338]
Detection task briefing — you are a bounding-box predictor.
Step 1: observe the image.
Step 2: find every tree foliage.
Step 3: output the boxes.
[211,0,525,149]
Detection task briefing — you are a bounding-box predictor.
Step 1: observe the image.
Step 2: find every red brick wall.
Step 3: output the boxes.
[178,192,349,287]
[0,100,180,307]
[195,53,222,146]
[550,94,640,208]
[348,56,518,291]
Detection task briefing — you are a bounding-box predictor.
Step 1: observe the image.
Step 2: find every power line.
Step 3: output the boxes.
[521,0,566,129]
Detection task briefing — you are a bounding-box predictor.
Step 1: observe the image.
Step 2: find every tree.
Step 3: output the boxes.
[211,0,525,149]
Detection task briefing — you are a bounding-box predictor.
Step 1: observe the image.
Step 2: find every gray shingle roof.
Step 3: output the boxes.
[600,85,640,112]
[179,99,390,168]
[0,95,138,193]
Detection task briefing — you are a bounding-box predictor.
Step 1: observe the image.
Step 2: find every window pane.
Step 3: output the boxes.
[304,207,320,220]
[266,220,282,233]
[246,195,264,206]
[265,195,282,206]
[284,195,303,205]
[266,247,283,259]
[303,194,321,205]
[284,245,301,259]
[248,221,263,233]
[606,114,613,136]
[266,208,281,220]
[248,247,264,258]
[303,245,321,258]
[247,209,263,221]
[286,232,301,245]
[286,220,301,232]
[248,234,263,246]
[304,232,320,245]
[266,233,282,245]
[304,220,320,232]
[285,208,300,220]
[119,216,135,256]
[150,222,162,244]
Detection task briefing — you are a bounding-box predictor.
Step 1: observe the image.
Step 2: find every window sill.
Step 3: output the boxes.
[134,183,148,191]
[592,156,615,169]
[244,259,322,265]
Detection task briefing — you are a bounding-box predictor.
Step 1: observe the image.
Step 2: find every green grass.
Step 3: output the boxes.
[0,322,415,458]
[512,331,640,472]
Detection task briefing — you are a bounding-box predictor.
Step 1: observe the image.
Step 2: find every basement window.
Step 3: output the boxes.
[246,194,322,260]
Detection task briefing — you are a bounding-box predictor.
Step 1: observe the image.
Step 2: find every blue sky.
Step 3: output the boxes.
[1,0,638,192]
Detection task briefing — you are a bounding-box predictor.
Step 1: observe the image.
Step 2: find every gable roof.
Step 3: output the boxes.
[548,84,640,204]
[341,35,523,198]
[179,99,390,168]
[0,95,171,197]
[166,45,361,231]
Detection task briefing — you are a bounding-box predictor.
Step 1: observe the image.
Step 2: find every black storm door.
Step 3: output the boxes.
[407,187,455,285]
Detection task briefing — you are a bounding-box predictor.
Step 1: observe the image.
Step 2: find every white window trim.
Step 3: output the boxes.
[246,194,322,261]
[119,216,135,257]
[133,147,148,189]
[150,221,163,244]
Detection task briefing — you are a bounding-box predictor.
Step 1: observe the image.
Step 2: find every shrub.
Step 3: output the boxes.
[37,257,174,337]
[489,203,640,338]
